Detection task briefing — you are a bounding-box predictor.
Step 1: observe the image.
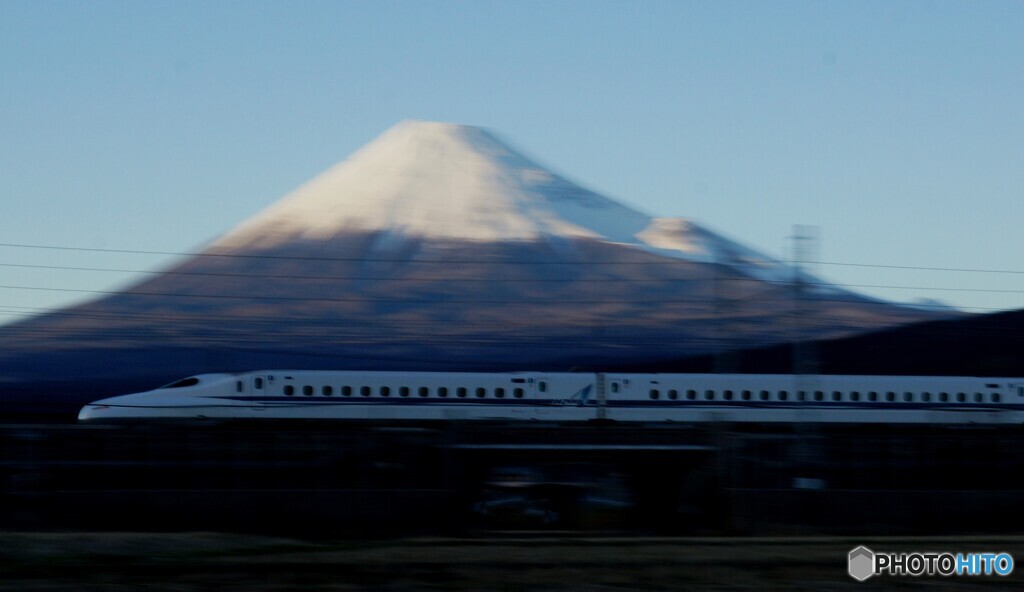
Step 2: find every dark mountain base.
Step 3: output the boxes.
[623,309,1024,377]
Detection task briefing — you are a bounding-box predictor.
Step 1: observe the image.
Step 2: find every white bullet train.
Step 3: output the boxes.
[78,370,1024,424]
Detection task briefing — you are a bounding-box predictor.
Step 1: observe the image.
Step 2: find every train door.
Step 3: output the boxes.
[251,375,269,413]
[534,376,550,415]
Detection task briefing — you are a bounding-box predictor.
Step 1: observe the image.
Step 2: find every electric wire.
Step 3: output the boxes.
[1,261,1023,295]
[4,240,1024,274]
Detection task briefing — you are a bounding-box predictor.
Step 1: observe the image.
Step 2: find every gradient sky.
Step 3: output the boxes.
[2,0,1022,324]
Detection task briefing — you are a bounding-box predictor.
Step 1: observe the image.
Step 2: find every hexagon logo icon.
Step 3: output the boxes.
[848,546,875,581]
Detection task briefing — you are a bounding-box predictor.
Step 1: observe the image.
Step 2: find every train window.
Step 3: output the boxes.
[322,386,333,396]
[686,390,697,400]
[957,392,966,402]
[419,387,429,397]
[850,391,859,401]
[742,390,752,400]
[1019,387,1024,397]
[721,390,731,401]
[457,387,467,398]
[513,388,524,398]
[992,393,1001,403]
[831,391,841,401]
[361,386,371,397]
[868,391,878,401]
[342,386,352,397]
[797,391,806,401]
[284,385,295,396]
[236,381,243,393]
[759,390,769,401]
[611,383,619,393]
[669,389,679,400]
[903,392,913,402]
[495,387,505,399]
[303,385,313,396]
[380,386,390,397]
[649,389,660,400]
[975,392,983,402]
[704,390,714,400]
[400,387,410,397]
[921,392,930,402]
[885,392,895,402]
[539,381,548,393]
[255,378,264,389]
[476,387,486,398]
[814,392,824,402]
[939,392,948,402]
[779,391,788,401]
[438,387,449,398]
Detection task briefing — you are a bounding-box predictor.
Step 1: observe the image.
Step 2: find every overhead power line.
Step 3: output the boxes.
[3,240,1024,274]
[1,261,1024,295]
[0,261,710,282]
[0,282,979,310]
[0,309,959,344]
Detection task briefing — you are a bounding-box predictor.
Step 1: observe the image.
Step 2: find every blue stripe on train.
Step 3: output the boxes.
[214,396,1023,411]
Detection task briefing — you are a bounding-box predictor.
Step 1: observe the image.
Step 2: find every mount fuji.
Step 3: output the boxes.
[0,121,940,412]
[212,121,809,284]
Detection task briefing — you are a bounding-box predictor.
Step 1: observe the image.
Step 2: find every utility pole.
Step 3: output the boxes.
[790,225,820,375]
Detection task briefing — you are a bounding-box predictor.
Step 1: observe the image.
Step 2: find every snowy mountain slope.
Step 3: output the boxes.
[214,121,652,249]
[211,121,829,289]
[207,124,742,265]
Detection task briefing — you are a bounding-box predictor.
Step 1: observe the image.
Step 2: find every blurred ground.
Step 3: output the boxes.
[2,533,1023,590]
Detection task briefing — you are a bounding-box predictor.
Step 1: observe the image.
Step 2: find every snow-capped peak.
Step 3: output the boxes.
[209,120,800,283]
[214,120,653,248]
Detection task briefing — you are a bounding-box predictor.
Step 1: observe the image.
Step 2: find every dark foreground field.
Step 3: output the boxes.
[2,533,1024,591]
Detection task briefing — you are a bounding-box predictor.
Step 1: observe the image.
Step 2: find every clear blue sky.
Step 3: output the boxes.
[2,0,1022,324]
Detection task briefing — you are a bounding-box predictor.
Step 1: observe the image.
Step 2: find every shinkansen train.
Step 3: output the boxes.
[77,370,1024,424]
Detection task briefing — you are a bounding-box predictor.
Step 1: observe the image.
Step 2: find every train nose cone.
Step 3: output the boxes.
[77,404,109,421]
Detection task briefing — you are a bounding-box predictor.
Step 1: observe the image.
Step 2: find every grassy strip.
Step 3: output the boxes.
[2,533,1024,590]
